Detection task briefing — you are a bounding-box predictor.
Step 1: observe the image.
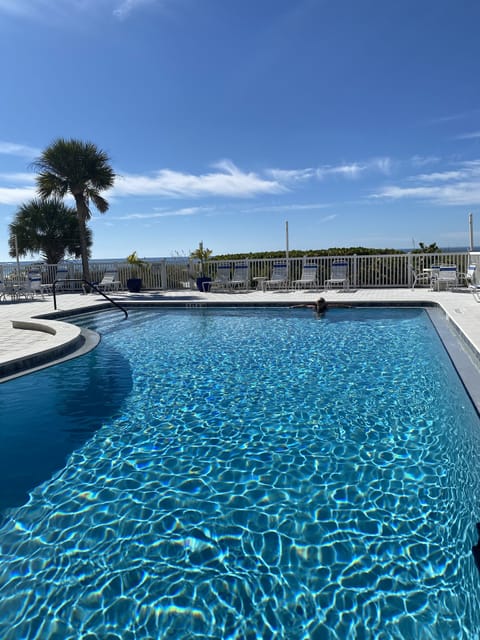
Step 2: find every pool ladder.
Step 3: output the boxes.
[52,279,128,319]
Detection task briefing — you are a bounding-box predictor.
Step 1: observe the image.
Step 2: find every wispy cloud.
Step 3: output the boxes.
[108,207,205,220]
[371,160,480,206]
[410,155,441,167]
[0,172,35,183]
[317,163,366,179]
[267,157,392,184]
[113,0,160,20]
[427,109,480,125]
[245,202,330,213]
[455,131,480,140]
[0,186,36,206]
[316,157,391,179]
[0,0,164,21]
[0,141,40,159]
[321,214,337,222]
[113,160,285,198]
[265,168,315,182]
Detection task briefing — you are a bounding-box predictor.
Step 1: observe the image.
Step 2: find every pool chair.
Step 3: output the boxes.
[293,263,318,289]
[461,264,476,287]
[26,268,46,298]
[0,272,9,301]
[0,273,27,301]
[42,262,69,294]
[434,265,457,291]
[210,264,232,291]
[229,262,249,290]
[263,262,289,290]
[324,261,349,291]
[410,266,438,290]
[465,265,480,301]
[98,269,122,292]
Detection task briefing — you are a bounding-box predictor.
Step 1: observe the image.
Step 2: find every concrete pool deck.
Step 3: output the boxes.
[1,286,480,380]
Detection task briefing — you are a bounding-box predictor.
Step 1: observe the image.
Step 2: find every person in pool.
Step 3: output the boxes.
[292,297,328,314]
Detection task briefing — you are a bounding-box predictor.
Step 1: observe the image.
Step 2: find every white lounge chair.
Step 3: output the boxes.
[464,265,480,301]
[325,261,349,290]
[229,262,249,290]
[26,268,46,298]
[210,264,232,291]
[98,269,122,291]
[293,263,318,289]
[264,262,288,290]
[434,265,457,291]
[41,263,69,294]
[460,264,476,287]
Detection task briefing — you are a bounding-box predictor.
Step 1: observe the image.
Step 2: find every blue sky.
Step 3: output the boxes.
[1,0,480,262]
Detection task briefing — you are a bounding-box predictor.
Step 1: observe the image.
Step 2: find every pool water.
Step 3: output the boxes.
[0,307,480,639]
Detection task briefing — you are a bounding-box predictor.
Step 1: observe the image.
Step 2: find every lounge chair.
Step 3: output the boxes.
[210,264,232,291]
[263,262,288,290]
[293,263,318,289]
[464,265,480,301]
[98,269,122,292]
[42,263,69,294]
[26,268,46,298]
[434,265,457,291]
[324,261,349,290]
[229,262,249,290]
[461,264,476,287]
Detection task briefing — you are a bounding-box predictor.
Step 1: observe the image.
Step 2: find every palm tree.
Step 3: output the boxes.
[33,138,115,283]
[9,197,92,265]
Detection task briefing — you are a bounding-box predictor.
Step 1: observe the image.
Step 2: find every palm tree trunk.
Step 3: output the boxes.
[74,194,91,285]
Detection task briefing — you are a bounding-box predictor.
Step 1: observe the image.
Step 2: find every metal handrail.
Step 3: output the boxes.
[52,278,128,319]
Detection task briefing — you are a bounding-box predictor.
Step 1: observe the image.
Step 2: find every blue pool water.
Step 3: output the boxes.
[0,307,480,639]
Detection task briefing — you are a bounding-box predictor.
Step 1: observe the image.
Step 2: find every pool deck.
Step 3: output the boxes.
[1,286,480,380]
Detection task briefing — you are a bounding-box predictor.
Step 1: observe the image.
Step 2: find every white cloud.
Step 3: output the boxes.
[0,186,37,205]
[371,160,480,206]
[265,168,315,182]
[455,131,480,140]
[266,157,392,184]
[316,163,366,179]
[0,141,41,159]
[245,202,330,213]
[0,172,36,183]
[109,207,204,220]
[427,109,480,125]
[0,0,164,21]
[113,161,285,198]
[410,155,441,167]
[113,0,158,19]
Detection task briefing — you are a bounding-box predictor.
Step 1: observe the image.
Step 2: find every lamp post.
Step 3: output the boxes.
[14,234,20,281]
[469,212,474,252]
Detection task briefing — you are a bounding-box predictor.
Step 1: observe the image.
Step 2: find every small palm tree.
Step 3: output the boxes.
[33,138,115,283]
[8,197,92,265]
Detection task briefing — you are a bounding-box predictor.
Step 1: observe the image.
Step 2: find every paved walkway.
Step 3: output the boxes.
[1,286,479,379]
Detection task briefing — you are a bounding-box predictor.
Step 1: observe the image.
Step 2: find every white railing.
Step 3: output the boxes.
[0,252,471,291]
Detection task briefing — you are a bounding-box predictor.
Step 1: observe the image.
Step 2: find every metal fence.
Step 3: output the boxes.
[0,252,472,291]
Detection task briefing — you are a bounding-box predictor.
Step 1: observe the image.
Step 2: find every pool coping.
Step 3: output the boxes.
[0,325,100,383]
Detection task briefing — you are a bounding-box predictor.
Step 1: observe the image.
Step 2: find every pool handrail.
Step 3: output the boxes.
[52,278,128,319]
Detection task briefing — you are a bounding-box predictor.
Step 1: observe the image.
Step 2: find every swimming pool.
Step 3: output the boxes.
[0,307,479,638]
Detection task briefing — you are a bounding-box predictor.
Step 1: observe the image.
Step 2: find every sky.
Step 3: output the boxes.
[1,0,480,262]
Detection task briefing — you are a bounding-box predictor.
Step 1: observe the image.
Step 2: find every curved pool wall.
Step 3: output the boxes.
[0,307,480,638]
